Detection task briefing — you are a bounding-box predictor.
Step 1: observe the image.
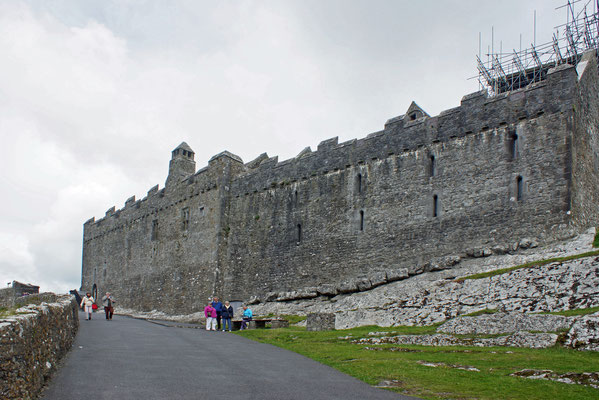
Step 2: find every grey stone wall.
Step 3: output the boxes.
[221,64,578,300]
[81,152,244,313]
[0,295,78,400]
[81,59,599,314]
[572,52,599,228]
[0,287,14,307]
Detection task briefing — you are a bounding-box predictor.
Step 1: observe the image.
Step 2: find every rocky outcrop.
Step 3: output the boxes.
[438,313,574,335]
[511,369,599,389]
[352,331,559,349]
[0,295,78,400]
[565,312,599,351]
[247,252,599,330]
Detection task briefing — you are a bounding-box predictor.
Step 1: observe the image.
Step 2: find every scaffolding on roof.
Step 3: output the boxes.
[478,0,599,95]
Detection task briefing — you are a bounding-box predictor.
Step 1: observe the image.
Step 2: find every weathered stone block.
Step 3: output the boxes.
[386,268,409,282]
[356,278,373,292]
[368,272,387,288]
[337,280,358,294]
[306,313,336,331]
[429,256,461,272]
[316,284,338,296]
[276,291,298,302]
[296,288,318,299]
[264,292,279,302]
[247,295,261,305]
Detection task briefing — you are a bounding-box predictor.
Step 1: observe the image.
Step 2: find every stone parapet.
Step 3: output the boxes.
[0,295,78,400]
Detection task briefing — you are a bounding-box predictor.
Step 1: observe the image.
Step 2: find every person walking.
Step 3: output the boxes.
[221,301,233,332]
[212,296,223,331]
[101,292,116,320]
[80,292,95,320]
[204,302,217,331]
[240,305,252,330]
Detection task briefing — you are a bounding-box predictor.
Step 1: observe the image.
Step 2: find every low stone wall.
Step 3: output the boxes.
[0,287,16,307]
[0,294,79,400]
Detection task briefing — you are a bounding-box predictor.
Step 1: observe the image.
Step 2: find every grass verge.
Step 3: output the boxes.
[236,324,599,399]
[456,250,599,282]
[537,306,599,317]
[262,314,307,324]
[463,308,499,317]
[0,306,21,318]
[594,228,599,248]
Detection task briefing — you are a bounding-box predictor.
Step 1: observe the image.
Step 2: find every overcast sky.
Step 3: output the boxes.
[0,0,570,293]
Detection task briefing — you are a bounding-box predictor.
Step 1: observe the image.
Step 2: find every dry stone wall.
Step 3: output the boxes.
[0,294,78,400]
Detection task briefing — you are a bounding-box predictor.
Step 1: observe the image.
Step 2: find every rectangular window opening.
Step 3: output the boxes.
[516,176,523,201]
[151,219,158,241]
[359,210,364,231]
[182,207,190,231]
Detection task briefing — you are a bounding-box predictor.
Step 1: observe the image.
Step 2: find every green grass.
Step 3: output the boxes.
[593,228,599,248]
[0,306,26,318]
[463,308,499,317]
[236,325,599,399]
[258,314,308,325]
[537,306,599,317]
[456,250,599,281]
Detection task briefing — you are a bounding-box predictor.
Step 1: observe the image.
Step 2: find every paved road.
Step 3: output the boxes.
[41,312,418,400]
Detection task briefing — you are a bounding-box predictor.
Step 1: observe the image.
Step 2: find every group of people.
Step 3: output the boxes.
[204,296,253,331]
[80,291,253,331]
[79,292,116,321]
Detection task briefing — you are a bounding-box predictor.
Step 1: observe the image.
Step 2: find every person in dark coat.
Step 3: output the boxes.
[221,301,233,332]
[212,296,223,330]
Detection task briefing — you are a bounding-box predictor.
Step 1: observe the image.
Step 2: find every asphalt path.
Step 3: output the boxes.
[41,312,419,400]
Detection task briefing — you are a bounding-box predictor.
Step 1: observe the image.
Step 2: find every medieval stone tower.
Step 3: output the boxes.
[166,142,196,189]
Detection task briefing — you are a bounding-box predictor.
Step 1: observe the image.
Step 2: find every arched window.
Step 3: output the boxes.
[433,194,439,217]
[429,155,435,177]
[356,173,362,194]
[297,224,302,243]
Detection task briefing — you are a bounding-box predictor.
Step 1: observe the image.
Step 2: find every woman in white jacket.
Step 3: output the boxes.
[80,292,95,320]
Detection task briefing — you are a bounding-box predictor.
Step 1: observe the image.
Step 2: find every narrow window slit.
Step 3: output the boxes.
[516,176,523,201]
[359,210,364,231]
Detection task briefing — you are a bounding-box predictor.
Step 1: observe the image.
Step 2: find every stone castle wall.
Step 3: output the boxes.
[572,53,599,228]
[81,58,599,314]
